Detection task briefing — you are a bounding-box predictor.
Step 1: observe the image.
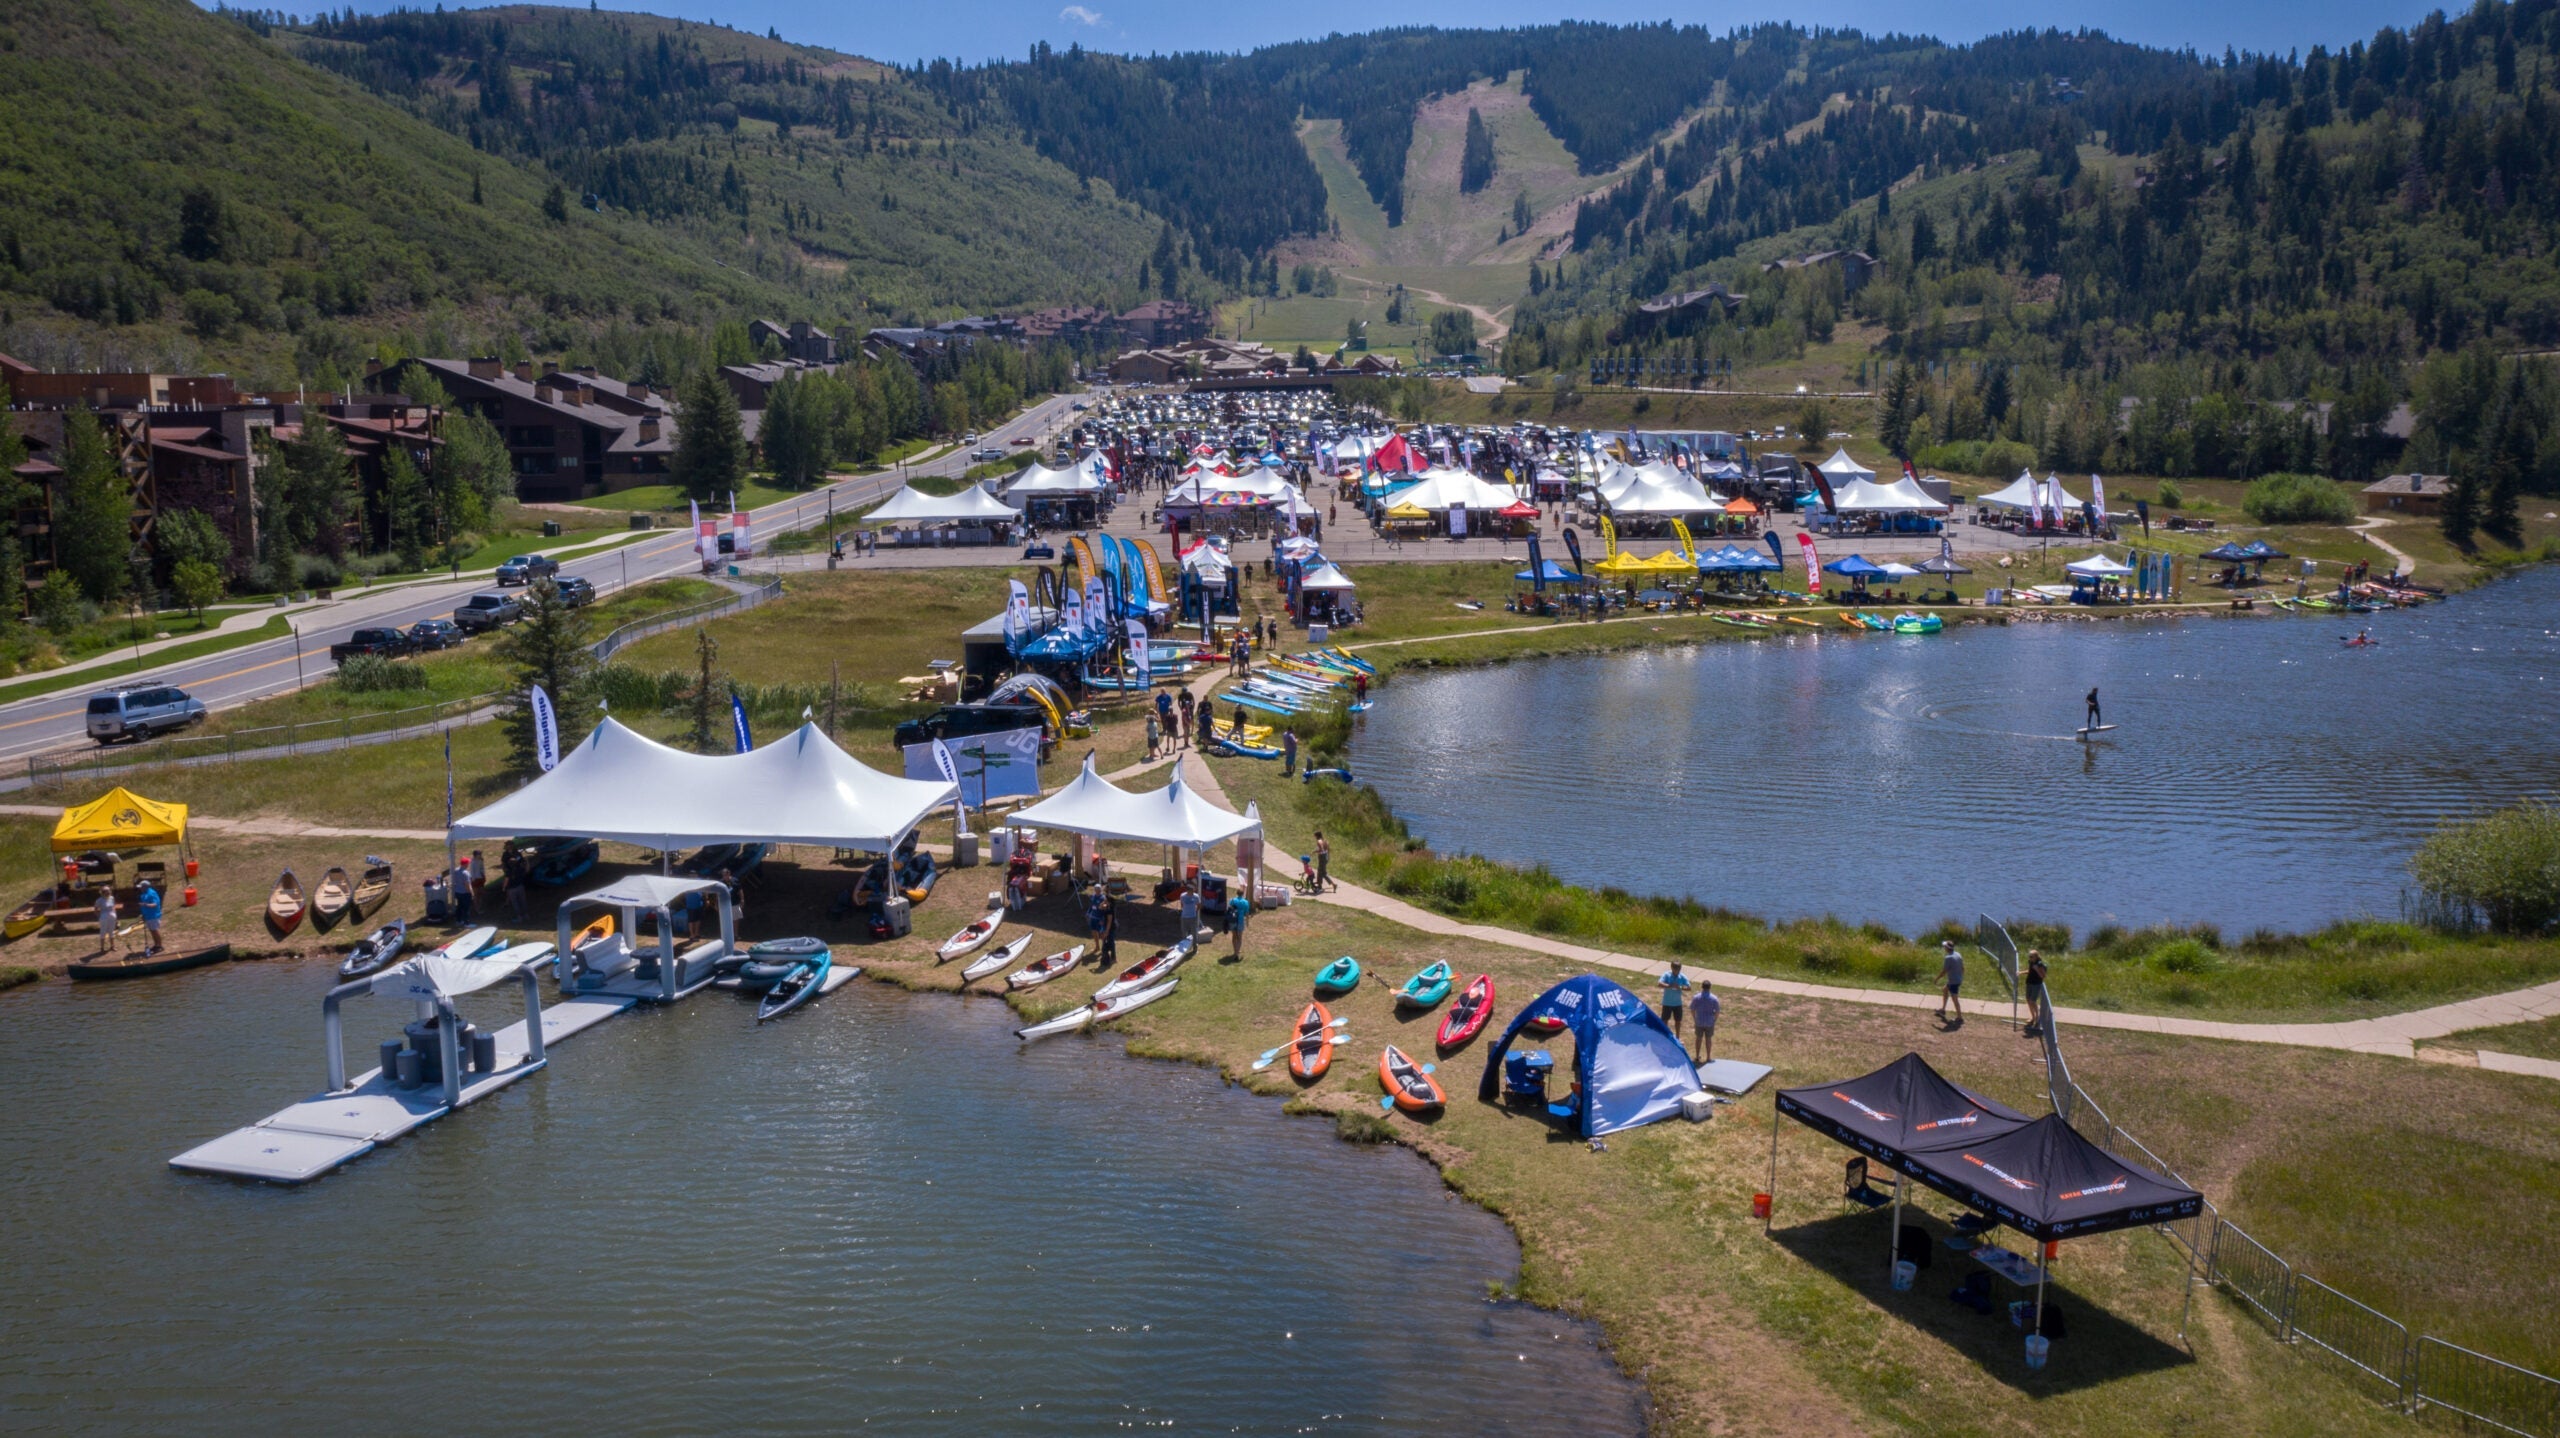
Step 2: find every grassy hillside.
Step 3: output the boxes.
[0,0,1154,386]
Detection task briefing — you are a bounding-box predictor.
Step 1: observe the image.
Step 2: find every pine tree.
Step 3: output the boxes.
[2438,471,2479,548]
[1460,108,1496,194]
[494,578,600,776]
[54,409,131,604]
[671,365,747,501]
[683,627,724,753]
[2481,369,2534,545]
[1877,361,1918,457]
[269,413,357,561]
[381,447,430,564]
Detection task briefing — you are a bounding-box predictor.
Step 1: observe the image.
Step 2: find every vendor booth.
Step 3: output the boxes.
[2064,552,2137,603]
[1475,974,1702,1136]
[1004,756,1265,926]
[865,482,1022,547]
[1005,458,1110,528]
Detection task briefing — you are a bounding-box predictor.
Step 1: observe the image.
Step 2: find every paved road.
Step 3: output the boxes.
[0,395,1080,765]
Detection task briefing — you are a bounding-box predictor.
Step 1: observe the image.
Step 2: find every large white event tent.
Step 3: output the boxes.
[866,482,1021,525]
[1003,460,1108,504]
[1829,474,1948,512]
[1380,466,1521,513]
[1006,757,1263,890]
[1605,466,1724,517]
[1815,448,1877,485]
[451,718,958,855]
[1979,470,2085,512]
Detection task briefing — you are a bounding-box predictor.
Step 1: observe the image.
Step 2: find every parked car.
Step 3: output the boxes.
[327,628,413,663]
[494,553,559,586]
[972,447,1006,462]
[452,592,523,634]
[85,685,206,745]
[406,618,463,651]
[552,575,596,607]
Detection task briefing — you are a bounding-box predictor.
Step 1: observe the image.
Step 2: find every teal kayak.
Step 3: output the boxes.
[1313,955,1361,995]
[1394,960,1453,1009]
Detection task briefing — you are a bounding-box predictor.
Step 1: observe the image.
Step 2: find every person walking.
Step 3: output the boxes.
[2022,950,2050,1038]
[1936,939,1965,1023]
[1177,689,1195,747]
[1658,961,1692,1038]
[136,878,162,956]
[1312,830,1332,893]
[1693,978,1719,1063]
[1281,728,1298,777]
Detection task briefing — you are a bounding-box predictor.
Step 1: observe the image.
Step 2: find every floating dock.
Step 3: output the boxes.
[171,995,631,1184]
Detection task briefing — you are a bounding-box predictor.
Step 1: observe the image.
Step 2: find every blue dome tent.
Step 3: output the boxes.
[1475,974,1702,1136]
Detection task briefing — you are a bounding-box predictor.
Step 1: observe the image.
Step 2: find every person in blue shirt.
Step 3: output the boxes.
[1692,979,1720,1063]
[1658,961,1692,1037]
[136,879,163,956]
[1227,889,1253,959]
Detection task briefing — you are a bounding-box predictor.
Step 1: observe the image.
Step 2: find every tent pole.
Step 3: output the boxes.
[1887,1182,1903,1281]
[2034,1253,2049,1345]
[1764,1114,1779,1235]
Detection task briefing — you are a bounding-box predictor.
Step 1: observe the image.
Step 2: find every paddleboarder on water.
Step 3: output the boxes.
[2085,686,2101,733]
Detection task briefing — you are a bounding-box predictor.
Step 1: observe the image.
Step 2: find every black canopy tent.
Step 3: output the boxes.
[1768,1052,2036,1281]
[1769,1053,2204,1356]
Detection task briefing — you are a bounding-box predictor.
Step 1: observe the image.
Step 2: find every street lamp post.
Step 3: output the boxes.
[291,624,305,690]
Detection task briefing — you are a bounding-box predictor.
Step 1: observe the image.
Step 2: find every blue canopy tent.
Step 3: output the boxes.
[1515,561,1583,584]
[1824,553,1888,596]
[1476,974,1703,1136]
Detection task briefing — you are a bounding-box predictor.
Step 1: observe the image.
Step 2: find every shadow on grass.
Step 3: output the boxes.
[1768,1209,2194,1394]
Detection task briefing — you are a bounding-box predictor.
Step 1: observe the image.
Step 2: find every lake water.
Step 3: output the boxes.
[0,964,1643,1435]
[1350,566,2560,939]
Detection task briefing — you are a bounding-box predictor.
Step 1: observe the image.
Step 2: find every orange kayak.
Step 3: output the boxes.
[1379,1044,1445,1115]
[1287,1001,1335,1082]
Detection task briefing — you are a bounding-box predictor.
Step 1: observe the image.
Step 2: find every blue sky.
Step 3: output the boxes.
[330,0,2431,65]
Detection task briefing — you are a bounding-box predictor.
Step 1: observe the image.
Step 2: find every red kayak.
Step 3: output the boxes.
[1379,1044,1445,1115]
[1287,1001,1334,1082]
[1436,973,1495,1050]
[1524,1014,1565,1036]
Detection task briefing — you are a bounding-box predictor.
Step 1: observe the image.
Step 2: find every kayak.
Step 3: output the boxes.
[961,933,1036,983]
[1093,934,1195,1002]
[1892,613,1943,634]
[1008,944,1086,990]
[1379,1044,1445,1115]
[938,914,1002,961]
[1014,977,1180,1042]
[755,942,832,1023]
[1211,738,1285,761]
[1436,973,1495,1050]
[1525,1014,1567,1036]
[337,919,408,980]
[571,913,617,951]
[1394,960,1453,1010]
[1288,1001,1335,1082]
[1313,955,1361,995]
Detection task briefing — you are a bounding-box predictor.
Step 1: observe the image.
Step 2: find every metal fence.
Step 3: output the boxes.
[592,573,783,661]
[2048,1022,2560,1436]
[24,691,502,788]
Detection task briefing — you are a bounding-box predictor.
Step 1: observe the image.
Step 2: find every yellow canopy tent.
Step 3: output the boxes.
[53,787,189,853]
[1382,503,1430,521]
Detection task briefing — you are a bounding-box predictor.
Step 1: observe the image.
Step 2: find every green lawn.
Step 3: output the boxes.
[564,479,807,513]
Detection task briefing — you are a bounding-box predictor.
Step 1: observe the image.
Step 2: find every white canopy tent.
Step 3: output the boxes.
[1829,475,1949,512]
[1979,471,2085,512]
[1816,448,1877,484]
[1003,462,1107,504]
[1380,467,1521,513]
[1297,562,1358,592]
[2065,553,2136,578]
[1006,755,1261,849]
[1607,470,1724,515]
[865,483,1021,525]
[451,718,958,854]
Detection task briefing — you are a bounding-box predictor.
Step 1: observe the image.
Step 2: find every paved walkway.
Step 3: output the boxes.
[2353,515,2420,576]
[1160,651,2560,1078]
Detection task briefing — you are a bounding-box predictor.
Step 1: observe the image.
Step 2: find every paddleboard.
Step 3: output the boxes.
[2075,724,2118,739]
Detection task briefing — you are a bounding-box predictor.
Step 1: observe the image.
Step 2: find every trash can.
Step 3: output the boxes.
[952,833,979,869]
[2024,1334,2049,1370]
[629,513,654,530]
[540,520,562,537]
[1892,1260,1916,1292]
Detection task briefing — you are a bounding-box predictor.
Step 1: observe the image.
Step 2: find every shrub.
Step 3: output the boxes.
[2149,938,2221,974]
[34,570,83,636]
[2410,801,2560,934]
[1877,954,1924,984]
[2241,472,2356,524]
[1913,438,2037,477]
[2003,918,2073,954]
[2154,480,2184,509]
[335,654,430,693]
[292,553,344,589]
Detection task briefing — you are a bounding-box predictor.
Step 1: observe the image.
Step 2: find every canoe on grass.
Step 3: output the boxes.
[1092,935,1195,1002]
[1394,960,1453,1010]
[266,871,306,937]
[312,867,353,931]
[350,860,394,918]
[1312,956,1361,995]
[937,914,1002,961]
[4,887,60,941]
[1379,1045,1445,1115]
[1436,973,1495,1051]
[337,919,408,980]
[1007,945,1085,990]
[961,933,1036,984]
[1288,1001,1335,1082]
[67,944,232,981]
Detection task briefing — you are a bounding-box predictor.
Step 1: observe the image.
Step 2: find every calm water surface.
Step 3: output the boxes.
[0,965,1643,1435]
[1350,566,2560,937]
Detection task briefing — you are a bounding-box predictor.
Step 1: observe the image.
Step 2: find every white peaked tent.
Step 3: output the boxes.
[1816,448,1877,484]
[866,482,1020,525]
[1383,467,1521,513]
[451,718,958,853]
[1830,475,1949,512]
[1608,470,1724,516]
[1005,754,1260,849]
[1980,470,2084,512]
[2065,553,2136,578]
[1004,460,1107,504]
[1297,562,1358,592]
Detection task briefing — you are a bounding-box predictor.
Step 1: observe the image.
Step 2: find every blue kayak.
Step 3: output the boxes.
[1395,960,1453,1009]
[1313,955,1361,995]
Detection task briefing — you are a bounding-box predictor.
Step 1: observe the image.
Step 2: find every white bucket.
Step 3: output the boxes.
[1891,1260,1916,1292]
[2024,1333,2050,1371]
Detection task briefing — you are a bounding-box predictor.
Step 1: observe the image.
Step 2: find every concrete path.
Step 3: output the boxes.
[2353,515,2419,576]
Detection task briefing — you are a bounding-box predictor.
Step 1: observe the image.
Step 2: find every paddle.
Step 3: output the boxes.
[1376,1060,1437,1109]
[1251,1016,1351,1069]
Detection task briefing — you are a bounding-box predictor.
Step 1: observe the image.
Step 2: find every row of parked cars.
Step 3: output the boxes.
[327,574,594,663]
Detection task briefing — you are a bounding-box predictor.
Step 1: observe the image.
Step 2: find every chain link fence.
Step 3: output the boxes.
[591,573,783,662]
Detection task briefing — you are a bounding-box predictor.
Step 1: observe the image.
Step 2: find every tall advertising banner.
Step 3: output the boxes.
[730,693,753,753]
[731,507,754,558]
[1526,532,1548,592]
[2089,473,2108,529]
[691,500,716,565]
[1127,619,1151,687]
[1004,579,1032,644]
[1082,576,1109,632]
[1798,531,1822,593]
[1448,501,1468,538]
[530,685,561,772]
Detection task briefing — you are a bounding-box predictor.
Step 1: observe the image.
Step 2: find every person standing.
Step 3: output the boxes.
[1155,687,1175,734]
[1936,939,1966,1023]
[1281,728,1298,777]
[1227,885,1252,959]
[1145,711,1162,761]
[1312,830,1332,893]
[1693,978,1719,1063]
[1658,961,1692,1037]
[136,879,163,956]
[94,885,118,957]
[503,847,530,924]
[2023,950,2050,1038]
[450,861,476,923]
[1177,690,1195,747]
[2084,687,2102,732]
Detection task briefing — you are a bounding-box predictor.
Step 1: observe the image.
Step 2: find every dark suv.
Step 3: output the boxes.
[327,628,413,663]
[552,575,596,607]
[494,553,560,586]
[452,592,523,634]
[407,618,463,651]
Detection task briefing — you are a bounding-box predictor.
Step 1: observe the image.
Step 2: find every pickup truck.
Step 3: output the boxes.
[451,592,523,634]
[327,628,413,663]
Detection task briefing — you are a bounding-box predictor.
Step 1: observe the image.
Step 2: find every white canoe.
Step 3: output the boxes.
[961,934,1037,984]
[1091,935,1194,1003]
[937,915,1003,961]
[1014,978,1180,1042]
[1007,945,1086,990]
